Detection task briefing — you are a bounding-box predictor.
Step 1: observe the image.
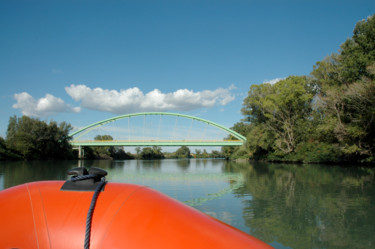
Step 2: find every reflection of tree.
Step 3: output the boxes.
[176,159,190,170]
[82,160,127,170]
[225,162,375,249]
[140,159,162,170]
[0,160,130,190]
[1,161,73,189]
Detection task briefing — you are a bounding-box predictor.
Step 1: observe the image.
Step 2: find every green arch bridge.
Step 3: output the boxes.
[69,112,246,152]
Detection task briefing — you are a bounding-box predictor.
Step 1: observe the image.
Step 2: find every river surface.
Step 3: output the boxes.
[0,159,374,249]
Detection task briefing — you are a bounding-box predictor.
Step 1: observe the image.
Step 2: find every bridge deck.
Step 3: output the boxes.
[70,140,244,146]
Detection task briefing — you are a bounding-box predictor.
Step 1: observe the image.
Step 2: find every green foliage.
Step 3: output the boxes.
[221,146,237,159]
[293,142,343,163]
[140,146,165,160]
[234,15,375,164]
[109,147,134,160]
[5,116,74,160]
[340,15,375,83]
[91,134,114,158]
[311,53,342,90]
[210,150,224,158]
[174,146,191,158]
[94,135,114,141]
[242,76,314,155]
[0,136,22,160]
[135,146,141,158]
[87,134,134,159]
[307,16,375,163]
[230,146,249,160]
[245,124,274,159]
[230,122,252,137]
[342,79,375,156]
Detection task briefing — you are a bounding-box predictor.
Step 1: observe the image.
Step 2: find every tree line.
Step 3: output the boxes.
[0,116,224,160]
[226,15,375,164]
[1,116,74,160]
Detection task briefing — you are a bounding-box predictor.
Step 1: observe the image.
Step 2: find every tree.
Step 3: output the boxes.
[90,135,134,159]
[175,146,191,158]
[0,136,22,160]
[311,53,342,91]
[222,146,237,159]
[339,15,375,83]
[194,149,202,158]
[5,116,73,160]
[235,15,375,163]
[241,83,274,124]
[242,76,314,155]
[340,75,375,159]
[309,15,375,162]
[110,147,134,160]
[135,147,141,158]
[92,135,114,158]
[230,122,252,137]
[211,150,224,158]
[140,146,164,159]
[202,149,209,158]
[245,124,274,159]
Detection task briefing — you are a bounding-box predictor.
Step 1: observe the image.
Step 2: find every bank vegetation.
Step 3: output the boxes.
[225,15,375,164]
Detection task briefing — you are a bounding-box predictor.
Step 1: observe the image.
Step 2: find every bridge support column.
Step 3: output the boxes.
[78,146,84,160]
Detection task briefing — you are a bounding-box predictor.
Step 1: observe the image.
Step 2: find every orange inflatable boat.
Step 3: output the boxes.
[0,167,272,249]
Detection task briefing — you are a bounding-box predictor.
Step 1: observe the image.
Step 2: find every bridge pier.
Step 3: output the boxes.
[78,146,84,159]
[73,146,84,160]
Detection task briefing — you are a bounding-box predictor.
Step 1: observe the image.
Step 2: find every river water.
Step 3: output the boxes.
[0,159,374,249]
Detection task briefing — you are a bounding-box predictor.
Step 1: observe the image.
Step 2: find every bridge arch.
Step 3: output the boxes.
[69,112,246,146]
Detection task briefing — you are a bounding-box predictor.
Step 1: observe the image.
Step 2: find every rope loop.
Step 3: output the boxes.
[71,174,100,182]
[68,169,107,249]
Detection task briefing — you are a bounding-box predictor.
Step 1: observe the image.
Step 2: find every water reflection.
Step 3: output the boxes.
[225,162,375,249]
[0,160,74,189]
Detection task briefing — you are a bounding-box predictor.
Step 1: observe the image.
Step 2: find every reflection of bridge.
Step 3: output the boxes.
[69,112,246,156]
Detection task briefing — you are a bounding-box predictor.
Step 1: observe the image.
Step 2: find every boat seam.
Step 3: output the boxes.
[37,186,53,249]
[26,184,40,249]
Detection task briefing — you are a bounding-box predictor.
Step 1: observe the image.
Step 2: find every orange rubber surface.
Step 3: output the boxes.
[0,181,273,249]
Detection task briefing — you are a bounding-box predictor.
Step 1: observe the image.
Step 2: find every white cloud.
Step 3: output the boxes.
[13,92,80,117]
[263,77,285,85]
[65,84,235,114]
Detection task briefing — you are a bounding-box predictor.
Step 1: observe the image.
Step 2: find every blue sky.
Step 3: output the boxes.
[0,0,374,138]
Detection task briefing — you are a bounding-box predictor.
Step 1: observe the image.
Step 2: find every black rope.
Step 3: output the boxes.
[72,174,106,249]
[71,174,98,182]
